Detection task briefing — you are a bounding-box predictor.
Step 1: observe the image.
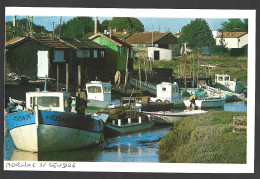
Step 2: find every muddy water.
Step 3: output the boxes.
[4,101,247,162]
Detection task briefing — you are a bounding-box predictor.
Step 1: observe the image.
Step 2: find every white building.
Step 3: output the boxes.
[212,30,221,39]
[215,32,248,49]
[148,47,172,61]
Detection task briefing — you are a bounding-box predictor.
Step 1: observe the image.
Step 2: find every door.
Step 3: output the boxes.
[37,51,49,78]
[154,50,160,60]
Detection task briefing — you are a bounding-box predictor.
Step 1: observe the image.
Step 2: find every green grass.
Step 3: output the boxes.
[133,55,248,84]
[158,111,247,163]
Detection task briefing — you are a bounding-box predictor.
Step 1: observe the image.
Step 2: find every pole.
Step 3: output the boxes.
[152,24,154,47]
[56,64,59,92]
[78,64,81,86]
[193,52,195,88]
[144,58,148,90]
[52,22,55,38]
[124,48,129,92]
[59,16,62,36]
[94,16,98,34]
[197,52,200,88]
[184,43,187,91]
[66,63,69,92]
[138,60,142,96]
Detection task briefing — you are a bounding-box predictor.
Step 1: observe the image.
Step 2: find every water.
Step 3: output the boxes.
[4,101,247,162]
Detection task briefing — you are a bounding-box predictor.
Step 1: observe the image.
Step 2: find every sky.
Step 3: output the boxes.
[6,16,229,32]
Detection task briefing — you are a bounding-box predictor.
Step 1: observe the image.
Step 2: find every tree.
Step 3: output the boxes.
[178,18,215,49]
[100,20,110,31]
[218,19,248,32]
[57,17,94,38]
[109,17,144,33]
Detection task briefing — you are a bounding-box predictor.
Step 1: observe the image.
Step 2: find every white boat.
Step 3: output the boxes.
[214,74,244,94]
[85,81,120,110]
[142,110,208,123]
[5,78,106,152]
[183,96,226,109]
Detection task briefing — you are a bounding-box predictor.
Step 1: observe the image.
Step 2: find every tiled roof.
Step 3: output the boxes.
[5,37,26,47]
[111,32,131,41]
[216,32,247,38]
[89,33,131,47]
[60,38,106,49]
[35,37,70,48]
[125,32,171,44]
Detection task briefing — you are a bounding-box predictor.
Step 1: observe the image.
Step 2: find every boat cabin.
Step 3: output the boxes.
[26,91,71,113]
[156,82,180,102]
[215,74,231,83]
[86,81,112,103]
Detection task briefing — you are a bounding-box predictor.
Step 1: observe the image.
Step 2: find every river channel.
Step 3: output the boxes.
[4,101,247,162]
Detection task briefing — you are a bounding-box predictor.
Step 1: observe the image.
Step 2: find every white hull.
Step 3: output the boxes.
[143,110,208,123]
[10,124,103,152]
[183,98,225,109]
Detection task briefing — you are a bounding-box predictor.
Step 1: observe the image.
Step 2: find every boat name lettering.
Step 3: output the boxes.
[46,115,72,123]
[13,114,31,121]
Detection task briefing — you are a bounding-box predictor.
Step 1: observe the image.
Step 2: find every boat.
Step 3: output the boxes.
[205,86,245,102]
[5,77,106,152]
[142,110,208,123]
[214,74,244,94]
[104,112,154,136]
[85,81,120,110]
[183,96,226,109]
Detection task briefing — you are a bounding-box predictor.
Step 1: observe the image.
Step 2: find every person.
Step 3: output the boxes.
[189,93,197,109]
[114,71,121,88]
[76,86,87,116]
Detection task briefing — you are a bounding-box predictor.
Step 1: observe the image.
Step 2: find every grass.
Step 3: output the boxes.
[133,55,248,84]
[158,111,247,163]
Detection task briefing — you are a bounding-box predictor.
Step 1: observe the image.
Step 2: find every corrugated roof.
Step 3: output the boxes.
[35,37,70,48]
[5,37,26,47]
[216,32,247,38]
[125,32,171,44]
[89,33,131,47]
[60,38,106,49]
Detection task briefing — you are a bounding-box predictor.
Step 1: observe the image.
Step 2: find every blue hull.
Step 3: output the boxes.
[5,110,104,152]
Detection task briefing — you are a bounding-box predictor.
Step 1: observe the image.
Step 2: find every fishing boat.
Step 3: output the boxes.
[142,110,208,123]
[214,74,244,93]
[85,81,120,110]
[183,96,226,109]
[104,113,154,136]
[5,77,106,152]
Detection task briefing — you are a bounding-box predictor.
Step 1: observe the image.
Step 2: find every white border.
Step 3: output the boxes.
[5,7,256,173]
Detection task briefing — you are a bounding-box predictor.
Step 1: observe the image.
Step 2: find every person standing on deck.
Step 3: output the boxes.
[189,93,197,109]
[76,86,87,116]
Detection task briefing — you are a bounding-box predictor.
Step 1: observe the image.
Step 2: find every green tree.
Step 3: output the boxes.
[178,18,215,49]
[109,17,144,33]
[57,17,94,38]
[100,20,110,31]
[218,19,248,32]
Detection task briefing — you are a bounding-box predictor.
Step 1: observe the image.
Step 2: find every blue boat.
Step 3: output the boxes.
[5,78,105,152]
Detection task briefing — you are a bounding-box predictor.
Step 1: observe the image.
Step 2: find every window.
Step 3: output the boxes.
[104,87,107,93]
[76,50,90,58]
[54,50,64,61]
[107,87,111,93]
[88,86,102,93]
[162,87,166,91]
[93,50,98,58]
[31,96,60,108]
[101,50,105,58]
[130,48,133,58]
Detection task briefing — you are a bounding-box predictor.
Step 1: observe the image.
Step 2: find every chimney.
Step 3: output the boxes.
[94,16,98,34]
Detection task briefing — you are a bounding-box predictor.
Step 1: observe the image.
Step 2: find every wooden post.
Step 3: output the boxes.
[197,52,200,88]
[192,52,195,88]
[56,64,59,91]
[78,64,81,86]
[138,60,142,96]
[204,62,207,77]
[66,63,69,92]
[124,48,129,93]
[144,58,148,89]
[59,16,62,36]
